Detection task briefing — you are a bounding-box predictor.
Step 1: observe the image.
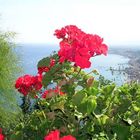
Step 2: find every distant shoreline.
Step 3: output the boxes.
[109,48,140,82]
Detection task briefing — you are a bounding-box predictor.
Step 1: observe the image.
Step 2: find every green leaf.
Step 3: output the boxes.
[72,91,87,106]
[10,131,23,140]
[102,84,115,95]
[75,95,97,115]
[37,56,51,68]
[88,87,99,96]
[100,115,109,125]
[86,95,97,114]
[132,103,140,112]
[37,53,58,68]
[93,80,99,88]
[42,72,53,87]
[112,124,131,140]
[77,99,88,114]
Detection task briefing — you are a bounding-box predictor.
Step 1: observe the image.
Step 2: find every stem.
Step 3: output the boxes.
[37,101,46,119]
[91,112,99,119]
[84,71,93,77]
[76,68,81,77]
[56,114,71,134]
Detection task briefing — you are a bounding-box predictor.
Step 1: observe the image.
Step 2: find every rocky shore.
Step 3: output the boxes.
[109,47,140,82]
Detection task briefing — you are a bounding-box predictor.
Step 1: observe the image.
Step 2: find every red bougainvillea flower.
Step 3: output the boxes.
[42,86,65,99]
[44,129,76,140]
[38,66,50,75]
[33,74,43,90]
[54,25,108,69]
[49,58,56,68]
[38,58,56,75]
[0,128,4,140]
[15,74,42,96]
[60,135,76,140]
[54,28,66,39]
[44,130,59,140]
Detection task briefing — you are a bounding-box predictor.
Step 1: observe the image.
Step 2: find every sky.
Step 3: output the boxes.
[0,0,140,47]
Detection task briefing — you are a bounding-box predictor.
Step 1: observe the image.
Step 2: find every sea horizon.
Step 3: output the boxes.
[16,43,132,85]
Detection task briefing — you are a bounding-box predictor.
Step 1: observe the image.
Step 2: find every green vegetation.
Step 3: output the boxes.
[9,54,140,140]
[0,31,22,134]
[0,25,140,139]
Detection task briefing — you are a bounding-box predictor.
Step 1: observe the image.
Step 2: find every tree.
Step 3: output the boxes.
[0,31,22,134]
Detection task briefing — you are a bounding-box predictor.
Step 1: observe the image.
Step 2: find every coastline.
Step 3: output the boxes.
[19,44,140,84]
[109,47,140,82]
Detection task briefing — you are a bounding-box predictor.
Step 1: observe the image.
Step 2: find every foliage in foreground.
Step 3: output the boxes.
[0,31,22,134]
[12,65,140,139]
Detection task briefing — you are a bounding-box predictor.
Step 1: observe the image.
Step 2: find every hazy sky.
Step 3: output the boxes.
[0,0,140,46]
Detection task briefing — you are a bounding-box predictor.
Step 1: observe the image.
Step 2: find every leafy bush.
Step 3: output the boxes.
[0,31,22,134]
[12,62,140,139]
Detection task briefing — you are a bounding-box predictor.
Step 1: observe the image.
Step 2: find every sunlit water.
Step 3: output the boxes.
[18,44,129,85]
[87,54,129,85]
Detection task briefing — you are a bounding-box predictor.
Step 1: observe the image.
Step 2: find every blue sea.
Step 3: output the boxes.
[18,44,129,85]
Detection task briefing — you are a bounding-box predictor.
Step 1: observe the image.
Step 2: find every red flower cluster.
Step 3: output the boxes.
[42,86,65,98]
[44,130,76,140]
[15,58,56,96]
[54,25,108,69]
[0,129,4,140]
[15,74,42,96]
[38,66,50,75]
[38,58,55,75]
